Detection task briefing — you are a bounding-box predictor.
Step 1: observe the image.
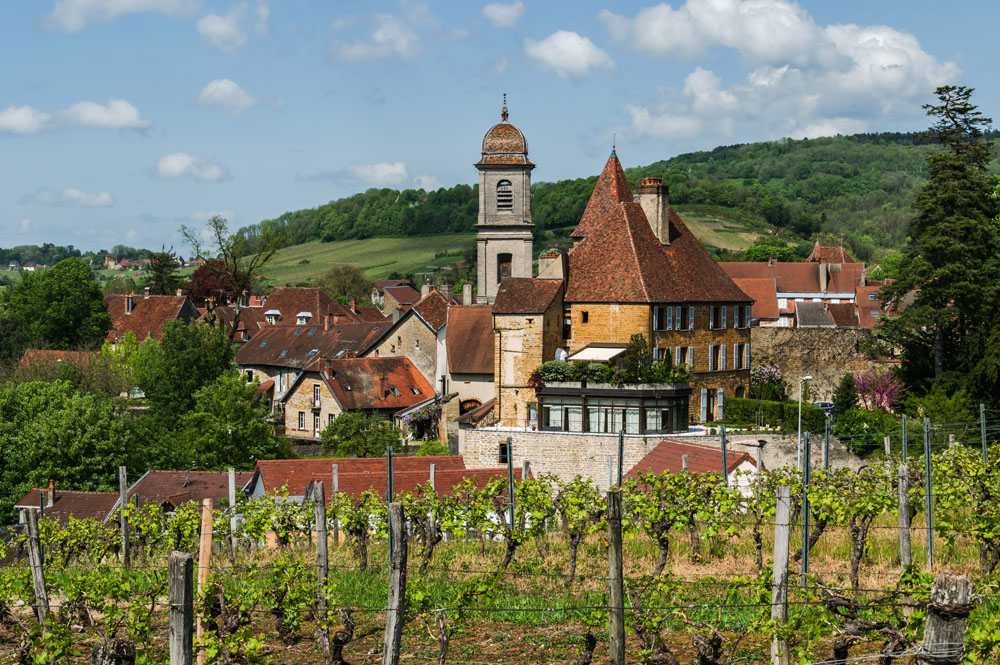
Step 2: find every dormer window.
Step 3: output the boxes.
[389,386,400,397]
[296,312,312,325]
[496,180,513,211]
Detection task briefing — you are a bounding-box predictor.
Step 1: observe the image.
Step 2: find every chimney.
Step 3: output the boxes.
[47,479,54,508]
[241,290,249,308]
[439,283,451,302]
[324,313,330,331]
[463,282,473,305]
[421,280,431,298]
[350,296,357,314]
[126,292,134,315]
[377,372,388,399]
[537,249,566,280]
[176,288,183,297]
[635,177,670,246]
[768,256,774,267]
[819,261,828,292]
[143,286,150,298]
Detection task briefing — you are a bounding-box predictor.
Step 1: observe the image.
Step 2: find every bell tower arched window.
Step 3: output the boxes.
[496,180,513,211]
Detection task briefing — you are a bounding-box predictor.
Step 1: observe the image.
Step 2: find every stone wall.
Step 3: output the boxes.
[284,373,341,440]
[367,315,437,387]
[750,327,880,402]
[568,303,650,350]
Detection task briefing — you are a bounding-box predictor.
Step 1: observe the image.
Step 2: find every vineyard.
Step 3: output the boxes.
[1,444,999,665]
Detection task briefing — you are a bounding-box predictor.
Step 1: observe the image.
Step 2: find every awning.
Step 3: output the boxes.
[567,344,627,362]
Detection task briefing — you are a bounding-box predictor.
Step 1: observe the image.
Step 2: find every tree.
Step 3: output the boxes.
[184,260,232,307]
[623,333,653,383]
[880,86,1000,390]
[178,371,286,469]
[181,216,285,340]
[144,246,182,295]
[317,264,373,303]
[0,258,111,350]
[320,411,403,457]
[832,373,858,417]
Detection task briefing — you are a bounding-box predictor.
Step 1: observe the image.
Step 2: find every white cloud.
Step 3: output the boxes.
[0,99,148,134]
[155,152,231,182]
[524,31,613,79]
[343,161,409,186]
[58,98,150,129]
[623,104,702,140]
[189,209,236,222]
[20,187,115,207]
[336,14,420,61]
[0,106,53,134]
[414,174,442,190]
[197,3,247,53]
[196,78,257,116]
[47,0,200,32]
[254,0,269,35]
[482,1,524,29]
[20,219,31,233]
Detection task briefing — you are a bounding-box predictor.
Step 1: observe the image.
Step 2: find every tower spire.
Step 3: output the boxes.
[611,133,617,158]
[501,93,508,122]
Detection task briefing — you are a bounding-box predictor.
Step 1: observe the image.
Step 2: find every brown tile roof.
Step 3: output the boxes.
[313,467,525,503]
[720,262,864,295]
[795,301,836,327]
[475,119,534,167]
[807,242,858,264]
[250,456,467,496]
[732,278,778,320]
[199,305,268,342]
[263,287,368,325]
[235,322,388,369]
[856,285,885,329]
[105,294,197,341]
[456,398,495,424]
[412,290,449,331]
[383,285,420,306]
[353,306,387,322]
[374,279,404,291]
[827,302,859,328]
[316,357,435,411]
[115,470,254,515]
[564,155,751,304]
[492,278,563,314]
[18,349,97,370]
[14,489,118,523]
[625,439,756,479]
[446,306,494,374]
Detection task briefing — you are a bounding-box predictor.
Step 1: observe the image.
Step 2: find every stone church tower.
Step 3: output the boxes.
[475,97,534,304]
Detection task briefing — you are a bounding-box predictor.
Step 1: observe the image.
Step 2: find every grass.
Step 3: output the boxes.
[674,204,766,252]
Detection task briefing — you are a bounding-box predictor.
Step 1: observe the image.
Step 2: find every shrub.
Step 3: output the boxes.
[538,360,578,382]
[416,439,449,456]
[723,396,826,432]
[749,364,786,401]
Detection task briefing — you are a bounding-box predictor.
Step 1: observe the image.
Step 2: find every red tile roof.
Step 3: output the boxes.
[353,306,387,322]
[807,242,858,264]
[827,302,859,328]
[720,262,864,295]
[315,467,525,503]
[116,470,254,515]
[476,118,534,167]
[732,278,778,320]
[625,439,756,479]
[14,489,118,523]
[412,290,449,331]
[317,357,435,411]
[446,306,494,374]
[492,278,563,314]
[564,154,750,304]
[856,285,885,329]
[235,322,388,369]
[383,286,420,306]
[250,456,467,496]
[456,398,495,424]
[199,305,268,342]
[795,301,836,327]
[374,279,405,291]
[105,294,197,341]
[18,349,97,370]
[263,287,369,325]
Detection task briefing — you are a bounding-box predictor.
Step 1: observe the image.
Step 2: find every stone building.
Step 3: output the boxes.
[365,288,449,392]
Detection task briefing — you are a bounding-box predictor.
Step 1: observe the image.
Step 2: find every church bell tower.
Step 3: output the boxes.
[475,96,535,304]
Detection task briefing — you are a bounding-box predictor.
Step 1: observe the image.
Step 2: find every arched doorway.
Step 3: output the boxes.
[735,385,746,399]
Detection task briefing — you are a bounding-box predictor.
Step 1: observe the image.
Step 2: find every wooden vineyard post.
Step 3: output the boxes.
[382,503,407,665]
[195,499,213,665]
[314,481,331,658]
[918,575,973,665]
[169,551,194,665]
[606,454,613,491]
[721,425,729,484]
[771,485,791,665]
[606,489,625,665]
[981,403,988,464]
[898,465,912,568]
[24,508,49,629]
[228,467,238,555]
[331,464,340,545]
[923,418,934,569]
[823,418,830,470]
[119,466,130,567]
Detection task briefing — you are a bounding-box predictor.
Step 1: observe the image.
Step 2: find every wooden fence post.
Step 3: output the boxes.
[24,508,49,629]
[923,418,934,569]
[382,502,407,665]
[314,481,330,658]
[331,464,340,545]
[918,574,973,665]
[119,466,130,568]
[195,499,213,665]
[169,551,194,665]
[898,465,913,617]
[607,489,625,665]
[721,426,729,484]
[771,485,791,665]
[228,468,238,555]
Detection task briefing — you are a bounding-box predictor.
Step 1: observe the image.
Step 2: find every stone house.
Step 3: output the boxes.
[105,292,199,342]
[278,357,434,441]
[381,285,420,318]
[365,289,449,390]
[441,305,496,444]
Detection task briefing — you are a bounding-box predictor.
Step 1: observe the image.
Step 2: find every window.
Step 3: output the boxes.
[778,298,788,309]
[675,306,684,330]
[259,340,268,347]
[280,349,289,357]
[734,344,744,370]
[653,347,665,361]
[688,346,694,369]
[745,305,752,327]
[297,411,305,430]
[653,306,664,331]
[313,385,321,407]
[496,180,513,211]
[721,306,727,329]
[309,327,317,335]
[720,344,727,371]
[498,441,510,464]
[313,413,320,435]
[328,413,335,425]
[389,387,400,397]
[497,253,513,284]
[582,311,589,323]
[244,369,253,381]
[709,306,717,329]
[688,306,695,330]
[869,293,878,301]
[409,385,421,395]
[709,345,716,371]
[308,349,318,356]
[293,327,302,335]
[870,310,881,318]
[562,305,572,340]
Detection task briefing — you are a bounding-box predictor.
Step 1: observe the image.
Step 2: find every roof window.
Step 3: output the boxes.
[309,327,318,335]
[293,327,302,335]
[259,340,268,347]
[409,385,420,395]
[280,349,289,357]
[308,349,319,356]
[389,387,400,397]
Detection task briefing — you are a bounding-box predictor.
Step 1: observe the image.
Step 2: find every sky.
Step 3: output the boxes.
[1,0,996,253]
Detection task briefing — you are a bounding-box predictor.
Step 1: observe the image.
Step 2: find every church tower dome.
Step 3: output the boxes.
[474,96,535,304]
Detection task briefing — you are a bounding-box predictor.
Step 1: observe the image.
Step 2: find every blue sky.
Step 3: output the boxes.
[1,0,994,252]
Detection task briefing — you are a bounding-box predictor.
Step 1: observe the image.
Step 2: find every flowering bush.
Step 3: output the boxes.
[853,368,904,412]
[749,364,785,401]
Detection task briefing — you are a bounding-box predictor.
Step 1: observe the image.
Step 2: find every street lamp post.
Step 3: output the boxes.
[798,375,813,472]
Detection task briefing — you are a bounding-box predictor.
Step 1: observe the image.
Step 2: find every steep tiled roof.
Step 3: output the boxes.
[625,439,756,479]
[827,302,859,328]
[112,470,254,516]
[732,278,778,320]
[795,301,836,327]
[318,357,435,411]
[235,322,388,369]
[250,456,466,496]
[412,290,449,331]
[564,155,750,304]
[105,294,195,341]
[14,489,118,523]
[199,305,268,342]
[383,286,420,306]
[374,279,404,292]
[807,242,858,264]
[446,306,494,374]
[19,349,97,370]
[263,287,368,325]
[353,306,387,322]
[856,285,885,329]
[492,278,563,314]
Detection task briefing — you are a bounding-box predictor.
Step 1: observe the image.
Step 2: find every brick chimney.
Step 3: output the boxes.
[635,177,670,246]
[126,292,134,315]
[143,286,150,298]
[463,282,473,305]
[439,283,451,302]
[421,280,431,298]
[350,296,357,314]
[324,313,330,331]
[241,290,249,308]
[175,288,183,297]
[377,372,388,399]
[819,261,828,292]
[47,479,54,508]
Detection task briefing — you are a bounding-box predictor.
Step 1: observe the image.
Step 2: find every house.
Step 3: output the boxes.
[260,287,372,326]
[105,291,200,342]
[381,285,420,318]
[14,482,117,523]
[198,304,269,343]
[107,470,255,519]
[442,305,496,444]
[365,288,449,390]
[625,438,758,493]
[7,260,19,271]
[278,356,435,440]
[731,278,779,326]
[856,285,885,329]
[234,321,389,405]
[372,280,405,307]
[22,261,45,271]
